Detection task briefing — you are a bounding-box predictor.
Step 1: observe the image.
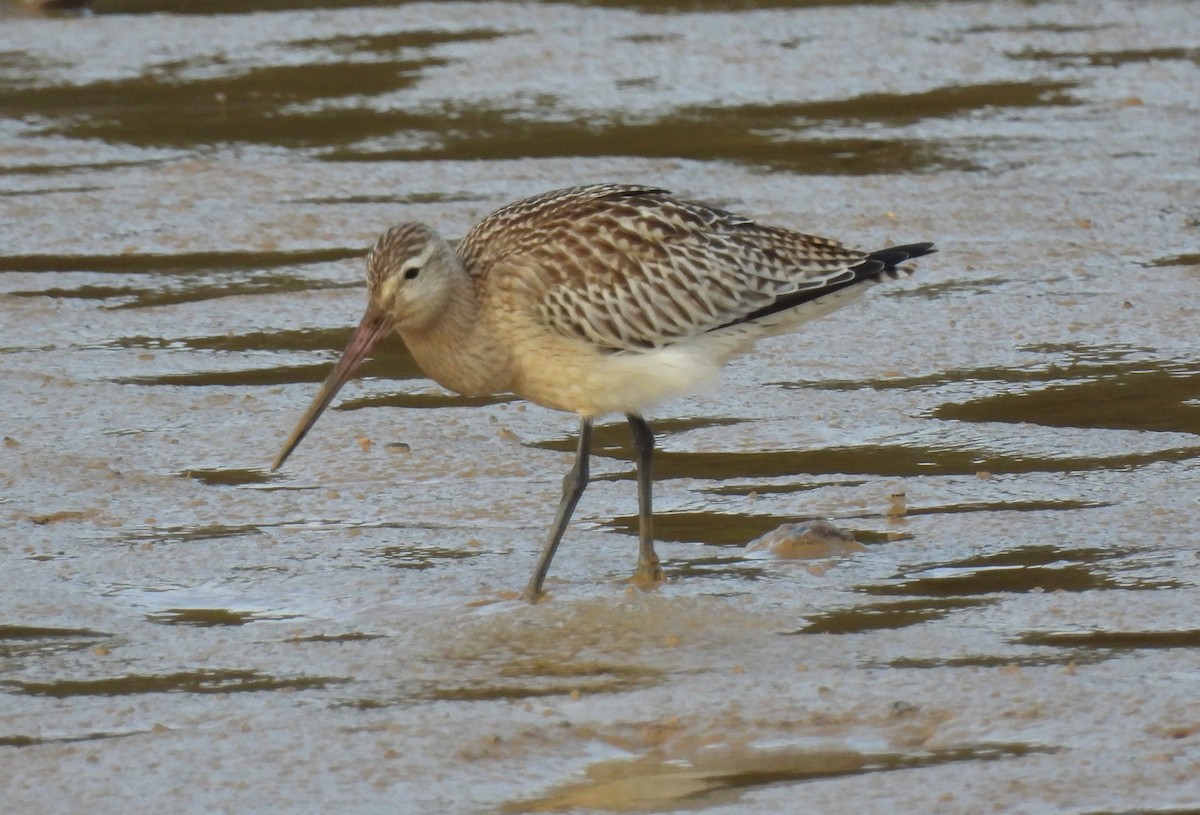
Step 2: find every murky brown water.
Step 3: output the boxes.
[2,1,1199,812]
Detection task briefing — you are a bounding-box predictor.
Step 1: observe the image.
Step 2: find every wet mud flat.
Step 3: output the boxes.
[2,1,1200,813]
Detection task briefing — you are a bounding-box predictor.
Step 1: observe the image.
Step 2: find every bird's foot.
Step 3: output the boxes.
[521,585,548,605]
[629,558,665,590]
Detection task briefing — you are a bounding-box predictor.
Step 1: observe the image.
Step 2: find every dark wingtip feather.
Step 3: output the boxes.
[867,242,937,270]
[858,242,936,280]
[717,240,936,331]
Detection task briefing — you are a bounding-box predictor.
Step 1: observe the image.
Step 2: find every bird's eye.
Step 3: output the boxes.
[402,265,420,280]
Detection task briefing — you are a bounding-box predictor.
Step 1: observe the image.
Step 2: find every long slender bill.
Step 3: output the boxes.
[272,305,395,471]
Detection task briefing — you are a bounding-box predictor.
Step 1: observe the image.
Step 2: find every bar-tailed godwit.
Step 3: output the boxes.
[271,184,934,601]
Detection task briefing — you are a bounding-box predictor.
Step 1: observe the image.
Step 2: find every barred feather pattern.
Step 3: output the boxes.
[455,184,878,352]
[361,184,932,413]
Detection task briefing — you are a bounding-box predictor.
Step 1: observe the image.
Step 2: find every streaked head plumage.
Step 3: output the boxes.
[365,222,458,330]
[367,223,441,287]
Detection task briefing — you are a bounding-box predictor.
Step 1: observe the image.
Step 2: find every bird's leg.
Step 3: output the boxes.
[627,414,664,585]
[523,417,593,603]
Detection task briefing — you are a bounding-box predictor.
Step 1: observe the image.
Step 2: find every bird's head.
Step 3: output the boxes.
[271,222,458,471]
[366,222,459,333]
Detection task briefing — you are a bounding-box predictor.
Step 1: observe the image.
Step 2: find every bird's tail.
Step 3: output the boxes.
[687,240,936,366]
[726,241,936,332]
[863,242,937,280]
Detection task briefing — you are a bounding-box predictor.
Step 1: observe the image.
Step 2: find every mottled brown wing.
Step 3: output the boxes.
[456,184,666,271]
[459,184,869,351]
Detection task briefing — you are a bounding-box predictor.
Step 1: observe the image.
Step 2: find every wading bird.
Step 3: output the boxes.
[271,184,934,602]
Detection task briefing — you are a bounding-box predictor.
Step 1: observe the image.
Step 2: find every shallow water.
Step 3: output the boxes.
[2,1,1199,813]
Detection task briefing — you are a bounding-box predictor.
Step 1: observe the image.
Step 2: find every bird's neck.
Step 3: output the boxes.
[397,268,511,398]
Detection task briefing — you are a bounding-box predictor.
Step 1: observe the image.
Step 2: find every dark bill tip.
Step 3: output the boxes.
[271,306,395,471]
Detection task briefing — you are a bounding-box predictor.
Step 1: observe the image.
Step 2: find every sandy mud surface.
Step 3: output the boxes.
[1,1,1198,812]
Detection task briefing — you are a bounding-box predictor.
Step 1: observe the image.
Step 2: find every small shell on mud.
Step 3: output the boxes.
[744,520,865,560]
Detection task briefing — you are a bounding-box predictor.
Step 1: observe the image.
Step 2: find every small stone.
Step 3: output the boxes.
[745,520,864,559]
